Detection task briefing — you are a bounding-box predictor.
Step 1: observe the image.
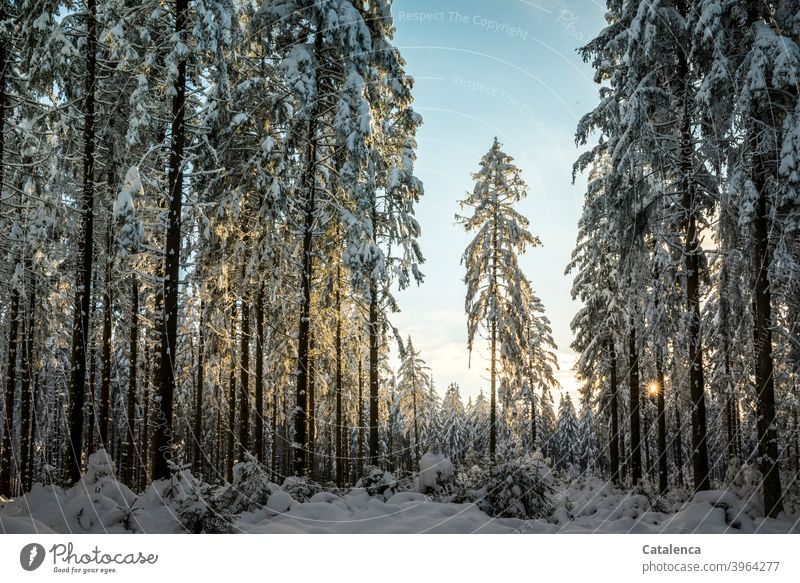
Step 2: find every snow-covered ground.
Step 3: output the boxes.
[1,451,797,534]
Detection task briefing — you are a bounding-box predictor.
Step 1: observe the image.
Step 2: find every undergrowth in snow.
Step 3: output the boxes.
[1,450,798,534]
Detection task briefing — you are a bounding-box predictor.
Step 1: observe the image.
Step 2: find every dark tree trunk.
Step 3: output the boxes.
[643,396,652,481]
[19,271,36,492]
[123,278,138,487]
[620,420,628,484]
[752,136,784,517]
[139,342,150,491]
[0,1,13,497]
[343,413,351,484]
[368,278,380,466]
[358,356,364,474]
[607,337,620,484]
[412,380,420,463]
[530,388,537,451]
[326,424,333,482]
[212,381,219,475]
[67,0,98,484]
[99,225,113,448]
[226,300,237,482]
[293,23,323,477]
[656,358,668,495]
[152,0,189,481]
[239,296,250,459]
[334,275,343,486]
[489,201,499,464]
[271,387,277,478]
[675,0,710,492]
[725,351,736,467]
[307,332,315,480]
[254,287,264,462]
[0,287,19,495]
[794,408,799,476]
[628,326,642,485]
[674,386,685,487]
[87,331,97,456]
[293,141,315,477]
[489,319,497,464]
[192,300,204,475]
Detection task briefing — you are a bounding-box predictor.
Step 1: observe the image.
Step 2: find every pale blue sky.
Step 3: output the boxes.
[389,0,607,402]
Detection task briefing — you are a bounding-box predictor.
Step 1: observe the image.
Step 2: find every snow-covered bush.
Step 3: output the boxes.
[478,456,554,520]
[145,466,232,533]
[356,466,399,498]
[62,450,139,532]
[281,476,322,502]
[417,448,455,497]
[720,458,766,517]
[216,457,279,514]
[453,464,488,504]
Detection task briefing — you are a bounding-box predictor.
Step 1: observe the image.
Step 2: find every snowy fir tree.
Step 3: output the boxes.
[554,393,579,471]
[397,337,432,465]
[458,137,546,463]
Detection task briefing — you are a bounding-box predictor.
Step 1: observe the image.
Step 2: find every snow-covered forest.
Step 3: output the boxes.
[1,0,799,534]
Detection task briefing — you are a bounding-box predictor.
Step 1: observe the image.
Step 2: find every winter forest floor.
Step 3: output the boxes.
[1,451,798,534]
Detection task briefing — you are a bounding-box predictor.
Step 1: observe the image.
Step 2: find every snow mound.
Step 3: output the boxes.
[356,466,400,499]
[1,451,797,534]
[266,490,294,514]
[417,449,454,494]
[281,476,322,502]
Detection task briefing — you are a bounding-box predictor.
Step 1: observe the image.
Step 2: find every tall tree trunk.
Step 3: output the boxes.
[643,396,652,481]
[326,423,333,482]
[0,0,13,498]
[192,300,204,474]
[674,386,685,487]
[213,380,221,476]
[794,408,799,476]
[67,0,98,484]
[358,356,364,474]
[628,326,642,485]
[19,270,36,492]
[368,277,380,466]
[489,200,499,464]
[656,357,668,494]
[0,287,19,495]
[87,329,97,456]
[607,337,620,484]
[343,412,351,484]
[307,333,316,480]
[733,396,742,461]
[226,299,237,482]
[123,277,138,487]
[152,0,189,481]
[293,138,315,477]
[254,287,264,462]
[139,342,150,491]
[676,0,710,492]
[239,296,250,459]
[620,417,628,484]
[725,364,735,467]
[99,224,113,448]
[271,387,277,478]
[490,320,497,464]
[530,388,537,450]
[334,273,343,486]
[752,131,784,517]
[293,22,323,477]
[412,378,420,463]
